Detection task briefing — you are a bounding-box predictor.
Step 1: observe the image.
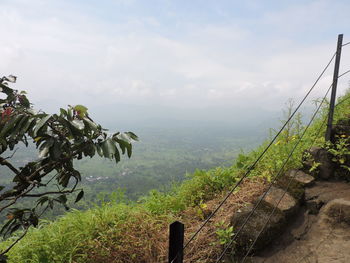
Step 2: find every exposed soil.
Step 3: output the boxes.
[248,180,350,263]
[182,178,268,263]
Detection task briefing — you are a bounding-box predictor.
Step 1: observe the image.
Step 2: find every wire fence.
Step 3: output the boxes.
[239,81,333,263]
[215,80,333,262]
[169,35,350,263]
[218,68,350,263]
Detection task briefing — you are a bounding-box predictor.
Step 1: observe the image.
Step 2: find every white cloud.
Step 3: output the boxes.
[0,0,350,120]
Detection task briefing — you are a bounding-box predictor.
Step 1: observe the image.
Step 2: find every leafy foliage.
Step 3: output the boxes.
[215,220,234,245]
[2,89,350,262]
[326,136,350,179]
[0,75,137,256]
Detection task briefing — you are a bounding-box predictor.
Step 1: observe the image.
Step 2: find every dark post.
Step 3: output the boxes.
[326,34,343,141]
[168,221,184,263]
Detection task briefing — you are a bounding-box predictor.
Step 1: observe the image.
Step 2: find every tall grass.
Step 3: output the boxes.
[1,91,350,262]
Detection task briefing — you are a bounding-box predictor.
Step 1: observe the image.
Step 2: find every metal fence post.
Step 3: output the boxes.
[168,221,184,263]
[325,34,343,141]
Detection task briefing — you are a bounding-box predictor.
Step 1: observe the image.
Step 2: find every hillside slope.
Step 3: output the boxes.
[1,91,350,263]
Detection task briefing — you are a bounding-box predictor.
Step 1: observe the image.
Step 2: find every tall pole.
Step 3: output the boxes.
[325,34,343,141]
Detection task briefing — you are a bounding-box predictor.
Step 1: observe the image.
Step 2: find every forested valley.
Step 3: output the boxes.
[0,120,273,223]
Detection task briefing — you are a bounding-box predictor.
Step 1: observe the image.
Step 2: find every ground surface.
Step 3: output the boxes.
[249,181,350,263]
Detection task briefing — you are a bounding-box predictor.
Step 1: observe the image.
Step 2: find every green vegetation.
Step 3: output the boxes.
[73,126,261,201]
[326,134,350,181]
[215,221,235,246]
[1,89,350,262]
[0,124,263,224]
[0,76,137,258]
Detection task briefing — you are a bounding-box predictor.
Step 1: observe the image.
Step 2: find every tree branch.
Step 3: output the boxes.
[0,157,19,175]
[0,184,35,213]
[0,151,79,202]
[24,184,80,198]
[24,189,77,197]
[0,226,29,256]
[27,149,81,182]
[4,148,18,160]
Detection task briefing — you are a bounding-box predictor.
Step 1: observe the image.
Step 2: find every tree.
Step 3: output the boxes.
[0,75,137,259]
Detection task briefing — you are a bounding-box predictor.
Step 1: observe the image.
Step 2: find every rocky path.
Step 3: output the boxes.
[250,181,350,263]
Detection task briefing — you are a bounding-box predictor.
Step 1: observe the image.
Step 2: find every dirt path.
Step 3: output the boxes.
[249,181,350,263]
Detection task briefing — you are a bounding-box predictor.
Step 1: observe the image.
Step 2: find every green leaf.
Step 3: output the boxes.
[57,172,70,188]
[19,117,35,135]
[114,147,120,163]
[48,199,54,209]
[72,170,82,181]
[0,138,8,152]
[57,194,67,204]
[0,218,14,236]
[101,139,115,158]
[75,190,84,203]
[83,117,98,132]
[126,144,132,158]
[0,114,22,138]
[113,136,132,158]
[57,117,75,138]
[60,108,67,117]
[50,142,62,160]
[33,115,51,137]
[67,107,73,121]
[9,223,21,235]
[19,95,30,107]
[29,214,39,227]
[125,131,138,141]
[119,133,131,143]
[95,144,103,157]
[4,75,17,83]
[74,105,88,118]
[36,196,49,206]
[38,138,54,158]
[0,83,14,95]
[101,140,110,158]
[71,119,85,130]
[10,115,28,139]
[83,143,95,157]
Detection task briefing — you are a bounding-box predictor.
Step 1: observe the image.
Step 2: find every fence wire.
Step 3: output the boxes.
[168,52,337,263]
[217,68,350,263]
[342,41,350,47]
[240,82,333,263]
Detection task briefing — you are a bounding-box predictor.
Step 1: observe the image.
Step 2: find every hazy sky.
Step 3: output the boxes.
[1,0,350,127]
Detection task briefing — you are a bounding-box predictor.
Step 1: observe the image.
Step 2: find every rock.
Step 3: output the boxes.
[276,175,305,201]
[320,198,350,226]
[287,169,315,187]
[258,187,298,216]
[230,202,286,256]
[306,199,324,215]
[303,147,334,180]
[305,181,350,205]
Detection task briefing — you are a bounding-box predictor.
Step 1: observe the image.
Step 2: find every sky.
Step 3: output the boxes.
[1,0,350,129]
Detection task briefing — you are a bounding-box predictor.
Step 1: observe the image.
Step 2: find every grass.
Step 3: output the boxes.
[1,202,172,263]
[1,91,350,262]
